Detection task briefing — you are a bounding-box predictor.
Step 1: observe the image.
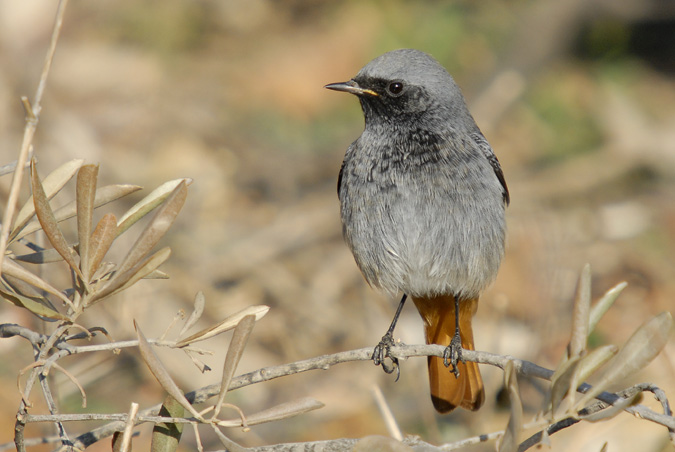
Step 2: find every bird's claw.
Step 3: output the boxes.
[372,333,401,381]
[443,333,464,378]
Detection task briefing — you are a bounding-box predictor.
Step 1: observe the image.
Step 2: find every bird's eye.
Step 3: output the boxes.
[388,81,404,95]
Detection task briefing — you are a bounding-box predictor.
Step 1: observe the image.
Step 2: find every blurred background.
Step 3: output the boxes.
[0,0,674,451]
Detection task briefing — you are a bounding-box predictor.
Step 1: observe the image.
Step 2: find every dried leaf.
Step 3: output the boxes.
[134,321,203,420]
[144,269,170,280]
[29,159,85,282]
[12,159,84,238]
[179,292,206,338]
[217,397,324,427]
[1,258,73,309]
[499,361,523,452]
[569,264,591,359]
[115,181,187,277]
[184,349,211,373]
[14,184,141,242]
[51,362,87,408]
[589,282,627,335]
[87,213,117,276]
[214,315,256,418]
[176,305,270,347]
[151,395,184,452]
[577,312,673,407]
[76,164,99,280]
[0,288,68,320]
[89,247,171,305]
[116,179,191,237]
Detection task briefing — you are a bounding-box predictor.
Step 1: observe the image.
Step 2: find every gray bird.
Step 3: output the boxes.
[326,49,509,413]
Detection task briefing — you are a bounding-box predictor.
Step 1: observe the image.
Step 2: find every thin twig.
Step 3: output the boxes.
[37,369,70,448]
[0,324,211,360]
[117,403,139,452]
[15,323,70,452]
[0,324,47,348]
[0,0,69,281]
[372,384,402,441]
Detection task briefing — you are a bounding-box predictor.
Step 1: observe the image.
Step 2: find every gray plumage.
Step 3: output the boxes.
[330,49,508,300]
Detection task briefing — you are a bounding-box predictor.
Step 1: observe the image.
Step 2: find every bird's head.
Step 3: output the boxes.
[325,49,469,128]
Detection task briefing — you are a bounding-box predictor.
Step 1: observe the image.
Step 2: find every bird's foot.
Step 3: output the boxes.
[443,333,464,378]
[372,333,401,381]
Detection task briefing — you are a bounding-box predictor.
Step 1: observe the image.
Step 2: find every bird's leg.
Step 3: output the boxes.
[443,296,464,378]
[372,293,407,381]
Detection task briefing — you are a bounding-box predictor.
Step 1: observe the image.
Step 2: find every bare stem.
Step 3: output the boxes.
[0,0,69,281]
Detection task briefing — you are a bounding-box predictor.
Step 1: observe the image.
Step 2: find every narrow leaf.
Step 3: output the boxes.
[2,274,47,299]
[14,248,67,264]
[214,315,256,418]
[151,395,184,452]
[568,264,591,359]
[12,159,84,238]
[76,164,99,280]
[217,397,324,427]
[89,247,171,305]
[14,184,141,242]
[573,345,618,392]
[30,159,85,282]
[178,291,205,338]
[210,426,248,452]
[134,321,203,420]
[115,181,187,277]
[1,258,73,309]
[589,282,627,334]
[116,178,191,237]
[579,393,640,422]
[87,213,117,276]
[498,361,522,452]
[577,312,673,407]
[550,356,581,416]
[0,289,68,320]
[176,305,269,347]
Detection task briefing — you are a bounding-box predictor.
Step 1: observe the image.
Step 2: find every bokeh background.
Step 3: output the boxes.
[1,1,674,451]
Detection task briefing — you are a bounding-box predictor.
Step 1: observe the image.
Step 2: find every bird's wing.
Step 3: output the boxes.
[471,132,510,206]
[337,160,345,199]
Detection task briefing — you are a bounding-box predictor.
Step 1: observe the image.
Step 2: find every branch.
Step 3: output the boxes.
[0,324,46,349]
[29,344,668,451]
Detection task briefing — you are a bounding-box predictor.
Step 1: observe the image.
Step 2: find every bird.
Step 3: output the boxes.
[325,49,509,413]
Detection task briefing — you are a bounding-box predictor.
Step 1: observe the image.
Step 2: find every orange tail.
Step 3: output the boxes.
[412,295,484,413]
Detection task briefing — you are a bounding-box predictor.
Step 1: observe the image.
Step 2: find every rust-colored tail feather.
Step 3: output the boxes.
[412,295,484,413]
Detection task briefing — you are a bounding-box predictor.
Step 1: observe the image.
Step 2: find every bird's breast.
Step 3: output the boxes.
[339,137,505,298]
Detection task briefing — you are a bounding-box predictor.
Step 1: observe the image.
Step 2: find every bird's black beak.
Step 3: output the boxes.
[324,80,378,97]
